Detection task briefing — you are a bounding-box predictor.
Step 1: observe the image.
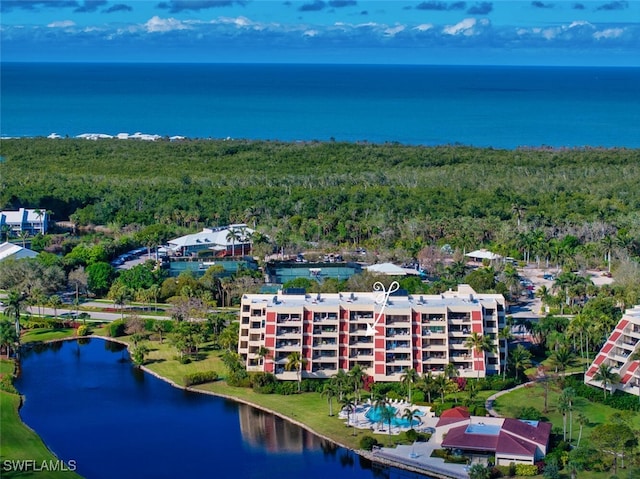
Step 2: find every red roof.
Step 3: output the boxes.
[441,424,499,452]
[593,354,606,365]
[496,431,538,457]
[502,418,551,447]
[601,342,613,354]
[627,361,639,373]
[610,331,621,342]
[621,373,632,384]
[435,406,471,428]
[616,319,629,330]
[440,406,470,418]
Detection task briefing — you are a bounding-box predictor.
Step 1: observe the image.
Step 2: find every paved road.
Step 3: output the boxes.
[23,305,168,322]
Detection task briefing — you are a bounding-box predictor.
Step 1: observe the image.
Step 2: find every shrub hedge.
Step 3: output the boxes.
[184,371,219,386]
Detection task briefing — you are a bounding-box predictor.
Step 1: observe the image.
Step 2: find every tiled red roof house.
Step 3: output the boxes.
[436,409,551,465]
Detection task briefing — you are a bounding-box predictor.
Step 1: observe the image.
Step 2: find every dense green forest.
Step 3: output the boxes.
[1,139,639,257]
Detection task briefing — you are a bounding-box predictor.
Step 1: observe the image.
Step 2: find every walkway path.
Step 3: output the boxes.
[485,382,532,417]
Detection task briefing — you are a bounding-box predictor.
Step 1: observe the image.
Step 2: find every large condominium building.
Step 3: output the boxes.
[585,305,640,397]
[238,284,506,382]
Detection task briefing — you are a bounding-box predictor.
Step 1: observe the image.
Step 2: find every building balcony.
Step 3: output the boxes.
[313,340,337,348]
[422,329,446,337]
[349,351,373,360]
[448,328,471,336]
[422,356,447,363]
[313,327,337,335]
[275,342,301,351]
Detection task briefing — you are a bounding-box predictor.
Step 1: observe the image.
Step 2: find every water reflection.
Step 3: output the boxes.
[238,403,323,453]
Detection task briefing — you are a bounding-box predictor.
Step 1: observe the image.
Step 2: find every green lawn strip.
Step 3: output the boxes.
[0,376,82,478]
[20,329,78,344]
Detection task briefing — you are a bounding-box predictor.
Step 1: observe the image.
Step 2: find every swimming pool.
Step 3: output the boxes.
[465,423,501,435]
[364,406,421,428]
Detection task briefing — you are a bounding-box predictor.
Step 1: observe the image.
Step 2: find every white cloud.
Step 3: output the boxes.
[594,28,624,39]
[47,20,75,28]
[542,28,557,40]
[414,23,434,32]
[443,18,476,36]
[303,29,318,37]
[144,16,191,33]
[569,20,594,29]
[216,16,252,27]
[384,25,405,37]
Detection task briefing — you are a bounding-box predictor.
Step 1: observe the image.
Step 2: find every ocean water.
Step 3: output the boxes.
[1,63,639,148]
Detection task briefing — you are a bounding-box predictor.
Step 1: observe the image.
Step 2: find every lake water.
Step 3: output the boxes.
[14,339,429,479]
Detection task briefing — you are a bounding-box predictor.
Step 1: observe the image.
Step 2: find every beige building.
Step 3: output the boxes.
[238,285,506,382]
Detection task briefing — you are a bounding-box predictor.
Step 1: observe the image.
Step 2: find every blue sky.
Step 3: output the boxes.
[1,1,638,65]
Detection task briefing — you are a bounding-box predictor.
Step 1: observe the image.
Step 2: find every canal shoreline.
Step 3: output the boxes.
[19,336,456,479]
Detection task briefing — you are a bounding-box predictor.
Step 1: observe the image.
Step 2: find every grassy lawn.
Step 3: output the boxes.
[21,328,78,344]
[493,381,640,446]
[493,380,640,479]
[0,361,82,479]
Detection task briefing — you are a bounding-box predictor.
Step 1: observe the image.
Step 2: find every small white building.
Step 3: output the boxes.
[465,249,502,263]
[166,224,254,257]
[0,208,48,236]
[0,242,39,262]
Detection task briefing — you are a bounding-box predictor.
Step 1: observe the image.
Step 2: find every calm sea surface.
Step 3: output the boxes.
[1,63,639,148]
[14,339,428,479]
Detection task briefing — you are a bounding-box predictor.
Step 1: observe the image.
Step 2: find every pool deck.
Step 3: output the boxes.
[339,402,470,479]
[339,400,435,434]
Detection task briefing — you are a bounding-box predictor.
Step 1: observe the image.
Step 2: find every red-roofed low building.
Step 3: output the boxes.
[439,413,551,465]
[585,305,640,398]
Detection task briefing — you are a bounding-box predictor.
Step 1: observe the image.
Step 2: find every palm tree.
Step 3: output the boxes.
[321,383,338,416]
[400,367,419,403]
[380,404,395,437]
[549,346,578,374]
[348,364,365,403]
[4,290,27,335]
[153,321,168,343]
[340,396,357,435]
[47,294,62,320]
[108,282,132,320]
[419,371,436,403]
[508,344,533,380]
[226,228,241,257]
[0,320,19,358]
[601,235,615,273]
[593,363,620,399]
[331,369,350,401]
[499,325,514,380]
[536,285,551,313]
[285,351,306,393]
[256,345,270,366]
[433,374,450,403]
[464,332,496,378]
[402,407,421,456]
[402,407,420,431]
[562,387,576,443]
[576,413,588,447]
[148,284,160,312]
[0,224,10,242]
[558,392,570,441]
[18,230,29,248]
